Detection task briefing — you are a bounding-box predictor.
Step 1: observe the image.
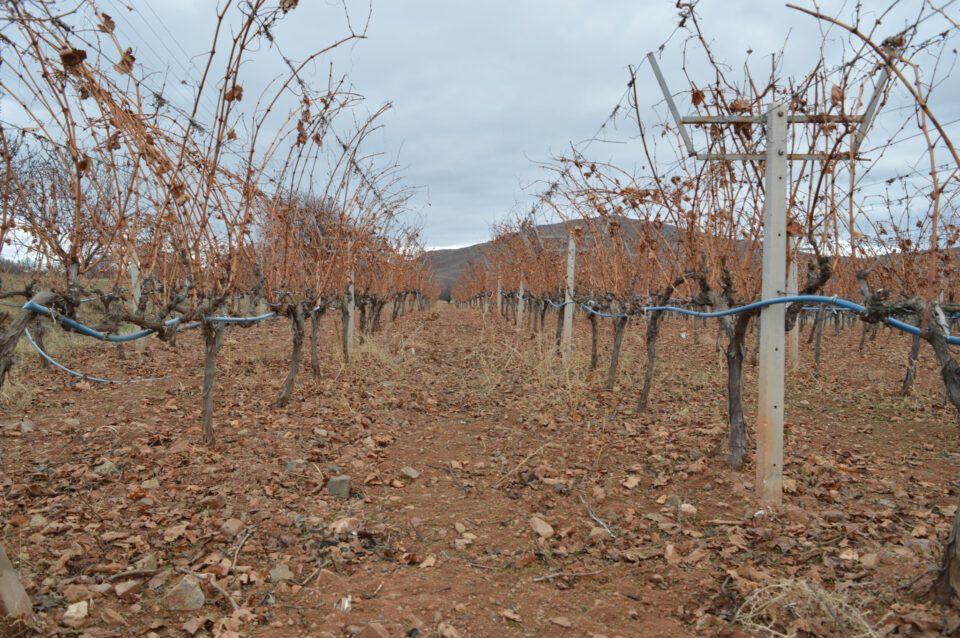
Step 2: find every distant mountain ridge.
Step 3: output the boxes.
[425,219,679,298]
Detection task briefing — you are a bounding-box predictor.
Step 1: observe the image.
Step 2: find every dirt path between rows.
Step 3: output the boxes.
[3,304,959,636]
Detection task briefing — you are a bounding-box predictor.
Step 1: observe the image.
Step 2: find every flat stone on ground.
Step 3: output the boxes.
[327,475,351,500]
[269,564,295,583]
[163,577,204,611]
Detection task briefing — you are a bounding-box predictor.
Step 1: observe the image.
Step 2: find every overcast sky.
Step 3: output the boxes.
[6,0,959,251]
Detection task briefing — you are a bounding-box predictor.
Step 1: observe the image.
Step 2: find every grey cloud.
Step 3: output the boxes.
[94,0,960,248]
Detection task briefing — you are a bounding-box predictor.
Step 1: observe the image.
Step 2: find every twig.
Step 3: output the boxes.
[360,582,384,599]
[533,569,603,582]
[579,495,616,537]
[296,559,331,589]
[176,567,240,612]
[492,443,552,488]
[230,526,255,573]
[446,466,470,494]
[468,562,497,571]
[106,568,158,582]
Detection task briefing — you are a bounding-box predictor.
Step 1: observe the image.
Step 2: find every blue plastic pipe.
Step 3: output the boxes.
[573,294,960,345]
[22,301,277,342]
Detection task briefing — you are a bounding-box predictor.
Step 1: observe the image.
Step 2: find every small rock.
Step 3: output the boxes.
[168,440,193,455]
[327,475,351,500]
[61,584,91,603]
[454,522,467,534]
[64,418,81,428]
[140,478,160,490]
[529,516,554,540]
[182,616,207,635]
[200,494,226,509]
[860,553,879,569]
[147,568,171,591]
[664,544,680,565]
[588,526,609,543]
[62,600,88,627]
[163,576,205,611]
[269,564,294,583]
[438,622,461,638]
[550,616,573,628]
[93,460,119,476]
[328,517,359,536]
[357,622,390,638]
[823,510,845,523]
[285,459,307,473]
[18,421,34,434]
[114,580,141,600]
[220,518,244,538]
[136,554,158,571]
[101,607,125,626]
[782,505,811,525]
[28,514,47,530]
[679,503,698,516]
[499,608,522,623]
[399,466,420,480]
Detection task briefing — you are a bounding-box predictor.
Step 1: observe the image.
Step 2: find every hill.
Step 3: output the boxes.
[425,219,679,298]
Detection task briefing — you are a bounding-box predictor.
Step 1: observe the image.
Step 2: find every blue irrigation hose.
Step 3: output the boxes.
[23,328,170,384]
[579,303,631,319]
[567,295,960,345]
[203,311,277,324]
[22,301,278,342]
[22,300,180,342]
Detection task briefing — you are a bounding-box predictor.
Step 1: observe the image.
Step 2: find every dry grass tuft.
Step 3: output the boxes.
[0,374,36,410]
[734,578,882,638]
[354,323,425,372]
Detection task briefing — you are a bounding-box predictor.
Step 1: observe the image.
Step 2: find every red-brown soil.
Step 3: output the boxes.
[2,305,959,636]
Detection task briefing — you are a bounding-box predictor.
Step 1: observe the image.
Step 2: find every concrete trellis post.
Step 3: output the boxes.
[562,234,576,359]
[756,105,788,505]
[646,52,886,506]
[342,267,355,363]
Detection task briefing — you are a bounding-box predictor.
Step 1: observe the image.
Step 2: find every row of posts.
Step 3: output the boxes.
[495,234,577,358]
[491,153,800,506]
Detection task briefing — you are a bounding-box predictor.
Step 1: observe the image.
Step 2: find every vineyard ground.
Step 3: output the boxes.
[2,303,959,636]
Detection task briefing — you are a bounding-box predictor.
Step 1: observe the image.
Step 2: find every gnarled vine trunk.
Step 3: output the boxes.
[201,321,225,446]
[0,290,54,389]
[309,309,324,378]
[638,310,664,411]
[604,315,627,391]
[554,304,563,349]
[274,303,306,408]
[589,313,599,371]
[724,313,752,470]
[813,310,825,374]
[371,299,385,333]
[900,331,922,396]
[926,303,960,602]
